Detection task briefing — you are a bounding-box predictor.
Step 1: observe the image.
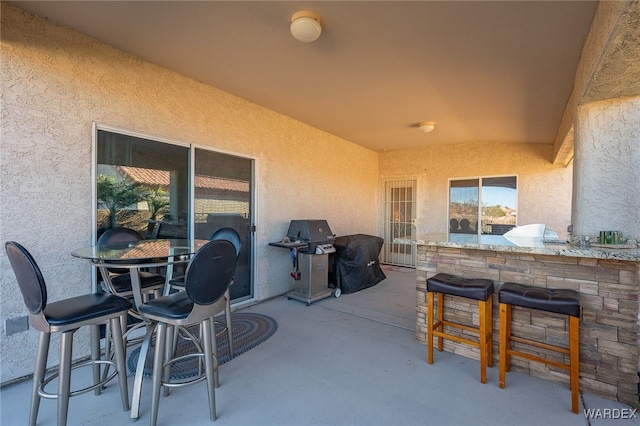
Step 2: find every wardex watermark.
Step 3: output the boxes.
[583,408,637,420]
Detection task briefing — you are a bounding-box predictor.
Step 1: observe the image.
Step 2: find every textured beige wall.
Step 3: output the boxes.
[0,4,378,382]
[573,96,640,239]
[379,142,573,237]
[552,0,633,164]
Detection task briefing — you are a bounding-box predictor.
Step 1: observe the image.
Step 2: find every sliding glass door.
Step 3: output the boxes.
[193,148,253,302]
[94,125,254,303]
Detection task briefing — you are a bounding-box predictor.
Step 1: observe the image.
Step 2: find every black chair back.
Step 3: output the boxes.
[184,240,236,306]
[98,227,143,245]
[5,241,47,315]
[210,227,241,258]
[97,227,143,271]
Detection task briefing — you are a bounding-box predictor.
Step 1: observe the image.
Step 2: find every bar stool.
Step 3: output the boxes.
[498,282,581,413]
[138,240,237,426]
[167,227,241,358]
[5,241,132,426]
[426,273,494,383]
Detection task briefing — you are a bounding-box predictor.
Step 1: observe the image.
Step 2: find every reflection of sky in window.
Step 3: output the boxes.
[482,186,516,208]
[450,187,478,203]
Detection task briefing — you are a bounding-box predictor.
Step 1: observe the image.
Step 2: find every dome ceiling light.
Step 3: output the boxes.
[290,11,322,42]
[419,122,436,133]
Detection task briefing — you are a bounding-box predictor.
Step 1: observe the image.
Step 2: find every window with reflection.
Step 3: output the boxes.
[449,179,479,236]
[449,176,517,241]
[96,130,189,239]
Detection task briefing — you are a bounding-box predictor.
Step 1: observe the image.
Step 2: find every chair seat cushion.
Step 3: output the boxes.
[44,293,132,326]
[499,282,580,317]
[168,275,185,288]
[109,271,166,293]
[138,291,193,321]
[426,273,494,301]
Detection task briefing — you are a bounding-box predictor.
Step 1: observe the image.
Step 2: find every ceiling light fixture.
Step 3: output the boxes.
[419,122,435,133]
[290,11,322,42]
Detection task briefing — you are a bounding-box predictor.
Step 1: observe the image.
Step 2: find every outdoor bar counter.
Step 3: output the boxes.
[408,234,640,404]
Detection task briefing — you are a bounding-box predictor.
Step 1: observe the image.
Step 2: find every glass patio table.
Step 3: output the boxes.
[72,238,209,304]
[72,238,210,420]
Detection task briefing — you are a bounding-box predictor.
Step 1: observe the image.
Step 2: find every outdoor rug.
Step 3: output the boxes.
[127,312,277,379]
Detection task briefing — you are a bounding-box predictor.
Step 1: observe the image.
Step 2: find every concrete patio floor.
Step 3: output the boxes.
[1,265,639,425]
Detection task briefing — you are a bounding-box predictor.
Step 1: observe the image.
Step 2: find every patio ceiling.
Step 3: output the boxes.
[8,1,605,154]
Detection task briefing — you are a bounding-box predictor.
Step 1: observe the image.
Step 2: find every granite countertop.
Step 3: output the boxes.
[398,234,640,261]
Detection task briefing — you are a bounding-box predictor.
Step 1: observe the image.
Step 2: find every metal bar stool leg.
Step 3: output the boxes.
[213,316,219,389]
[131,323,157,420]
[202,318,217,421]
[150,322,168,426]
[211,316,220,388]
[166,324,181,397]
[90,325,102,396]
[101,322,112,386]
[163,325,175,397]
[57,331,74,426]
[109,316,130,411]
[225,290,233,357]
[30,332,50,426]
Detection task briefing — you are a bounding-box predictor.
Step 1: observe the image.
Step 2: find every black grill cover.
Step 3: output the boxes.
[329,234,386,294]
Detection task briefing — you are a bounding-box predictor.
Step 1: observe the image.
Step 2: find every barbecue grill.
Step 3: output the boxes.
[269,220,336,305]
[286,220,335,254]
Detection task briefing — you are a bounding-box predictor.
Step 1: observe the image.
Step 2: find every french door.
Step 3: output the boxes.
[381,179,416,267]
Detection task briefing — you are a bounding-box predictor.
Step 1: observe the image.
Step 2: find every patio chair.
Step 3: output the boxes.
[96,227,167,306]
[138,239,237,425]
[167,227,241,357]
[5,241,132,426]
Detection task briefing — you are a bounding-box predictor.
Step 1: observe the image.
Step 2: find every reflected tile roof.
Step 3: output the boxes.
[118,166,249,192]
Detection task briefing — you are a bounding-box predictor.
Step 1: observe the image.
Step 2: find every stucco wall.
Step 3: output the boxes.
[0,4,378,382]
[379,142,573,238]
[573,96,640,240]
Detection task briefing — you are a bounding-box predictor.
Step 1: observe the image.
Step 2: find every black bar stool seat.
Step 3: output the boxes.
[427,273,494,301]
[426,273,495,383]
[498,283,580,317]
[498,282,581,413]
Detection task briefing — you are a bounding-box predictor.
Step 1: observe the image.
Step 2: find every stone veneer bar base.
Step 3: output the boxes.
[416,244,640,404]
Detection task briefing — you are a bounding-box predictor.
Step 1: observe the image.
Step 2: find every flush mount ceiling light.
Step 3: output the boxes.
[290,11,322,42]
[419,122,436,133]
